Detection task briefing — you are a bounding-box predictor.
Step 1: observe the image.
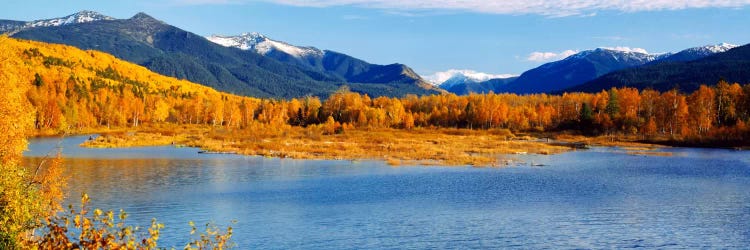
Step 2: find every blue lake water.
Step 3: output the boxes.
[24,136,750,249]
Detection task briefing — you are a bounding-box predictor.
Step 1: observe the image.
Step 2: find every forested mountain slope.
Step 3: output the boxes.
[8,12,440,98]
[207,33,438,90]
[569,43,750,93]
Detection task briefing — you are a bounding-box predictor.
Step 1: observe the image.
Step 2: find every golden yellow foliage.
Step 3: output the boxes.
[2,36,748,146]
[0,36,35,164]
[0,36,65,248]
[1,37,234,249]
[82,125,569,166]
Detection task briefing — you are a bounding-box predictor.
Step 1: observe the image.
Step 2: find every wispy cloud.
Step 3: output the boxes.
[342,14,369,20]
[261,0,750,17]
[526,50,579,62]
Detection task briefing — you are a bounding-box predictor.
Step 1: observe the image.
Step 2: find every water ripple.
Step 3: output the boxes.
[21,137,750,249]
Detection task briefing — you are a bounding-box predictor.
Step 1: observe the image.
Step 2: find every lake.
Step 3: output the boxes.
[24,136,750,249]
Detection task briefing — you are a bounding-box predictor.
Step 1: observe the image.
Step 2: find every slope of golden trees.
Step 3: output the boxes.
[3,36,749,146]
[1,36,65,248]
[3,37,261,133]
[1,36,236,249]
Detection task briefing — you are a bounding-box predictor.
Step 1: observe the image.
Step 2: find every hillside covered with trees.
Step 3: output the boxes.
[9,12,440,99]
[0,36,235,249]
[2,36,749,147]
[569,44,750,93]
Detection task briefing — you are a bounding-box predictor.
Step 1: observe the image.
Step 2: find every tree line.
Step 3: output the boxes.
[3,35,750,248]
[8,38,749,145]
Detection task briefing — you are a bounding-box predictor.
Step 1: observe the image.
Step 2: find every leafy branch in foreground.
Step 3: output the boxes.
[29,193,235,249]
[30,193,160,249]
[185,220,235,250]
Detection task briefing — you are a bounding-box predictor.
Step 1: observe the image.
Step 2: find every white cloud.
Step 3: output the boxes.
[423,69,517,85]
[526,50,579,62]
[261,0,750,17]
[600,46,649,54]
[342,14,369,20]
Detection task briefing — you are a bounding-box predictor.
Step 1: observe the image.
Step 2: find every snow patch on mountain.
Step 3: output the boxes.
[683,42,738,55]
[0,10,113,34]
[27,10,113,28]
[562,47,666,63]
[207,32,324,58]
[423,69,517,87]
[599,46,649,54]
[205,35,256,50]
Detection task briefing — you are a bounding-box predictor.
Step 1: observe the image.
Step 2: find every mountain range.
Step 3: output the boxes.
[422,70,517,95]
[206,33,435,90]
[652,43,737,63]
[442,77,518,95]
[495,48,668,94]
[567,43,750,93]
[433,43,740,95]
[3,11,440,98]
[2,10,748,98]
[0,10,113,34]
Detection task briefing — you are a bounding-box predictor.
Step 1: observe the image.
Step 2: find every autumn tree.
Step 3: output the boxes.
[0,36,64,247]
[5,36,750,152]
[688,85,715,135]
[323,116,337,135]
[580,103,593,122]
[715,81,743,126]
[605,88,620,119]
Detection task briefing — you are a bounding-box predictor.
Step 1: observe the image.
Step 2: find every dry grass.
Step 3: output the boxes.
[84,133,179,148]
[80,124,570,166]
[553,133,665,149]
[542,134,673,157]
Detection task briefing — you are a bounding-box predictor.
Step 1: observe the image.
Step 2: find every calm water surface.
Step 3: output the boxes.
[24,136,750,249]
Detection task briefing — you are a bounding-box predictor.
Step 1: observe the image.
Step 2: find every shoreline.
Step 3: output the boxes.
[31,125,747,167]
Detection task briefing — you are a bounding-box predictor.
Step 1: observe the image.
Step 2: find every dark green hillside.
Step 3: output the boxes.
[11,12,439,98]
[568,44,750,93]
[496,48,656,94]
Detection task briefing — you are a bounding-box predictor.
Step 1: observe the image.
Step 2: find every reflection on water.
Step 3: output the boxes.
[23,136,750,249]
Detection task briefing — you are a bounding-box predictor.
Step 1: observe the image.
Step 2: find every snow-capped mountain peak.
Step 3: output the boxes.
[562,43,736,64]
[423,69,517,87]
[0,10,114,34]
[206,33,262,50]
[684,43,738,55]
[207,33,324,58]
[653,42,738,63]
[561,47,664,64]
[27,10,113,28]
[598,47,649,54]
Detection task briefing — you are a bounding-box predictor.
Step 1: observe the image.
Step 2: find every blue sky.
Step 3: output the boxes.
[3,0,750,79]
